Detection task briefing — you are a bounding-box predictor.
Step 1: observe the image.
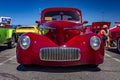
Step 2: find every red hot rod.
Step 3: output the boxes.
[16,8,104,67]
[110,22,120,53]
[90,22,111,34]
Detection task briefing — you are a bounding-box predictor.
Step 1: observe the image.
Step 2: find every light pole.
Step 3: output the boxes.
[102,11,104,21]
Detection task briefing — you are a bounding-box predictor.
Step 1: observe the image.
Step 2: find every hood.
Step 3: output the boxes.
[42,20,82,29]
[16,27,36,33]
[92,22,111,29]
[41,21,82,46]
[110,26,120,32]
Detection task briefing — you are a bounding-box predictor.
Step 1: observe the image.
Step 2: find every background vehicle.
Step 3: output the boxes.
[110,22,120,53]
[0,17,16,48]
[90,22,111,34]
[15,25,41,41]
[16,8,104,67]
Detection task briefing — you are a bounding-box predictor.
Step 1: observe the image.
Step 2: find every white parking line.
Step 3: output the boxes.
[0,54,119,66]
[0,55,16,66]
[105,54,120,62]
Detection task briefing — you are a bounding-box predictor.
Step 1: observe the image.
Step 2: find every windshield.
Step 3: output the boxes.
[44,11,80,21]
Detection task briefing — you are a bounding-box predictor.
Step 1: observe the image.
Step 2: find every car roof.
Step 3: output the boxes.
[42,7,81,13]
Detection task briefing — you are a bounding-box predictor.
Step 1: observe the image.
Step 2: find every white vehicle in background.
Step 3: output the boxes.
[0,16,11,24]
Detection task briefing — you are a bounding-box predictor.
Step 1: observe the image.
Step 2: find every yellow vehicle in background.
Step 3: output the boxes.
[16,25,41,40]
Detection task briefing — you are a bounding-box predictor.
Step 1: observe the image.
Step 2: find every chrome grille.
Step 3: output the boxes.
[40,47,80,61]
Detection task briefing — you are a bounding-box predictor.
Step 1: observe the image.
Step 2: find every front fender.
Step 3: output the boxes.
[6,28,15,39]
[17,32,104,65]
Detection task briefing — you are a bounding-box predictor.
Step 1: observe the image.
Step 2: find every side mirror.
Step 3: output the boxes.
[35,20,41,25]
[82,21,88,27]
[83,21,88,24]
[36,20,41,27]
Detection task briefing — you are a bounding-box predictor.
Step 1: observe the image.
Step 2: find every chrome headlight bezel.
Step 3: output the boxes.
[90,36,101,50]
[20,36,30,50]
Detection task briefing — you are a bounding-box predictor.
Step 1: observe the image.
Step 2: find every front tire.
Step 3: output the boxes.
[8,36,15,48]
[117,38,120,53]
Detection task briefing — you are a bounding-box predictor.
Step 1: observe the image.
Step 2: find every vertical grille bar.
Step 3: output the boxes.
[40,47,80,61]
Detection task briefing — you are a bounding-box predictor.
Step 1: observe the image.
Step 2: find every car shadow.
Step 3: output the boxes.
[0,45,9,52]
[17,65,101,73]
[106,47,119,54]
[0,44,16,52]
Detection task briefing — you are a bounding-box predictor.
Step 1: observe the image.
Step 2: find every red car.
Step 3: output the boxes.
[110,22,120,53]
[90,22,111,34]
[16,8,104,67]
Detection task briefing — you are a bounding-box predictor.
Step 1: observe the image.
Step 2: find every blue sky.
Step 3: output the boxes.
[0,0,120,27]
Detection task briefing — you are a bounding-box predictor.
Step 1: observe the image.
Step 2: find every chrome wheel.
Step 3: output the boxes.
[8,36,15,48]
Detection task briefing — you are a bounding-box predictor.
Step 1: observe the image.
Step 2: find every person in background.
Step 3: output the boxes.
[98,25,110,48]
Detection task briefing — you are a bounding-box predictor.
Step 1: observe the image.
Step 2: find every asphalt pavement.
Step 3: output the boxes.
[0,45,120,80]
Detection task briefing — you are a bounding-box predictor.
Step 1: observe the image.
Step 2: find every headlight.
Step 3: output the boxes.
[20,36,30,50]
[90,36,101,50]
